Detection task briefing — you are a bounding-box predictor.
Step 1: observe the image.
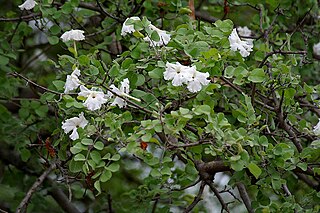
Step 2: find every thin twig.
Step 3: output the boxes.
[16,163,56,213]
[11,72,62,95]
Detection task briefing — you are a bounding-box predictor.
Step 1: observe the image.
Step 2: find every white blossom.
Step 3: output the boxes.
[60,29,85,42]
[228,28,253,58]
[187,70,210,93]
[164,62,194,86]
[64,68,81,93]
[121,17,141,36]
[144,24,171,47]
[19,0,37,10]
[62,112,88,140]
[109,78,130,108]
[78,86,108,111]
[313,119,320,135]
[237,26,252,37]
[313,42,320,56]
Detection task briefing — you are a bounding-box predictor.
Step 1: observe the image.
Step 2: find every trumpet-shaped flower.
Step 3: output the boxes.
[60,29,85,42]
[313,42,320,56]
[313,119,320,135]
[19,0,37,10]
[144,24,171,47]
[228,28,253,58]
[109,78,130,108]
[121,17,141,36]
[78,86,108,111]
[64,68,81,93]
[187,70,210,93]
[62,112,88,140]
[164,62,194,86]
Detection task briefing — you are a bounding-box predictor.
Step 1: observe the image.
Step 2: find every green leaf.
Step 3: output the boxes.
[49,25,61,35]
[94,180,101,195]
[248,163,262,179]
[110,154,121,161]
[74,153,86,161]
[248,68,266,83]
[122,58,133,69]
[0,55,9,65]
[90,151,101,164]
[94,141,104,150]
[81,138,93,145]
[69,159,82,173]
[52,80,65,90]
[100,170,112,182]
[20,148,31,162]
[148,68,163,79]
[48,36,59,45]
[102,153,111,160]
[193,105,211,115]
[106,163,120,172]
[150,30,160,42]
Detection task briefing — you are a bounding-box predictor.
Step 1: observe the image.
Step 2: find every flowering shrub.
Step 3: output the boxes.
[1,0,320,212]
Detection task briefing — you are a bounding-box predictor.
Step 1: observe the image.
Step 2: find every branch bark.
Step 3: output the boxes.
[16,163,57,213]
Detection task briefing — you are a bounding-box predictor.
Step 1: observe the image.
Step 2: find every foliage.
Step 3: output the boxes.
[0,0,320,212]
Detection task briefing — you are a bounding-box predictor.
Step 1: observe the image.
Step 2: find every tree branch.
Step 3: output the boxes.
[183,181,206,213]
[16,163,57,213]
[206,181,230,213]
[236,183,254,213]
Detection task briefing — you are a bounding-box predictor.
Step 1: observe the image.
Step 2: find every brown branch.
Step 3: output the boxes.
[206,181,230,213]
[16,163,57,213]
[11,72,62,95]
[0,145,80,213]
[0,13,41,22]
[236,183,254,213]
[48,186,81,213]
[183,181,206,213]
[195,11,218,23]
[220,77,275,111]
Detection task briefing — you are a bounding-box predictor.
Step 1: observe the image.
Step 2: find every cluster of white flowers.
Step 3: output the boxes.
[62,112,88,140]
[109,78,130,108]
[313,42,320,56]
[144,24,171,47]
[62,77,141,139]
[228,28,253,58]
[121,17,171,47]
[121,17,141,36]
[78,86,108,111]
[19,0,37,10]
[64,68,81,93]
[163,62,210,93]
[60,30,85,42]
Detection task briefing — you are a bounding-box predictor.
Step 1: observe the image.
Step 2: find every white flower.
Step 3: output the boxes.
[62,112,88,140]
[78,86,108,111]
[121,17,141,36]
[144,24,171,47]
[187,70,210,93]
[313,42,320,56]
[228,28,253,58]
[237,26,252,37]
[19,0,37,10]
[109,78,130,108]
[164,62,194,86]
[313,119,320,135]
[60,30,85,42]
[64,68,81,93]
